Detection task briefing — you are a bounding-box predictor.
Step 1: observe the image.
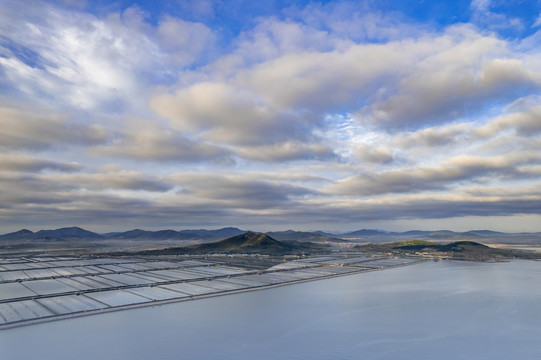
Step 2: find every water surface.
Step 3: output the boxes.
[2,260,540,360]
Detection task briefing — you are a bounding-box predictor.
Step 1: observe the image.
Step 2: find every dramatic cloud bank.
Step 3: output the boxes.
[1,0,541,232]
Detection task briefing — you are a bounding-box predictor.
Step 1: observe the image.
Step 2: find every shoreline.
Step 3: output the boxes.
[0,258,428,331]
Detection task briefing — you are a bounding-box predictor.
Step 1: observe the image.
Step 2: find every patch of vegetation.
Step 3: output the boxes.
[127,232,329,256]
[357,240,541,261]
[392,240,437,247]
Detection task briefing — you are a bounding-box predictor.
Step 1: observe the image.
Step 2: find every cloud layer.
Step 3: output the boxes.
[1,0,541,232]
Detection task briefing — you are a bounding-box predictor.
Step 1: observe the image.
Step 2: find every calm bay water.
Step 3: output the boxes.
[2,260,540,359]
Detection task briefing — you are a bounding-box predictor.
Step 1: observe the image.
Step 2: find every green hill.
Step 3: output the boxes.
[191,231,293,253]
[357,241,540,261]
[134,232,327,256]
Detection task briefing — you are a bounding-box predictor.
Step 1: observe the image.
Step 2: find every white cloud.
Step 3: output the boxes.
[168,173,313,209]
[0,1,214,111]
[285,1,430,43]
[393,123,473,148]
[470,0,525,32]
[234,142,337,162]
[0,154,81,173]
[474,105,541,138]
[0,106,107,151]
[354,144,394,164]
[324,152,541,196]
[92,119,233,163]
[43,170,173,192]
[156,15,215,66]
[230,17,350,67]
[470,0,491,12]
[361,27,541,129]
[534,14,541,28]
[154,22,541,151]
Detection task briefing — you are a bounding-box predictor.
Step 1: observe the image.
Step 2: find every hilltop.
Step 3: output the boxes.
[0,227,105,241]
[357,240,541,261]
[134,232,328,256]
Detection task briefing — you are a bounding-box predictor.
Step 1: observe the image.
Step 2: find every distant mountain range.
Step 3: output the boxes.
[266,230,347,243]
[1,226,540,245]
[0,226,245,242]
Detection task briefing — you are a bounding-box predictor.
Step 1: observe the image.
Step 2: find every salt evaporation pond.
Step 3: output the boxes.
[1,260,540,360]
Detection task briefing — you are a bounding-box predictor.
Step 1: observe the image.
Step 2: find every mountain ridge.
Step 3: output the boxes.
[2,227,541,245]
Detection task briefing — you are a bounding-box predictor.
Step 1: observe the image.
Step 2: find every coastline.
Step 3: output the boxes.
[0,257,427,331]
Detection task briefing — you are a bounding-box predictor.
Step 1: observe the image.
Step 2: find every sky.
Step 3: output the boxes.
[1,0,541,233]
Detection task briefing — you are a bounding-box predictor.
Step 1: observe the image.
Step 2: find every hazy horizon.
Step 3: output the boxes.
[2,0,541,233]
[2,222,540,236]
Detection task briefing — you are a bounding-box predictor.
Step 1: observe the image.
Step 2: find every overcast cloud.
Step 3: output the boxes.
[1,0,541,233]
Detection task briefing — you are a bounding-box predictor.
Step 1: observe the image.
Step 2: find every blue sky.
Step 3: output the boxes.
[1,0,541,233]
